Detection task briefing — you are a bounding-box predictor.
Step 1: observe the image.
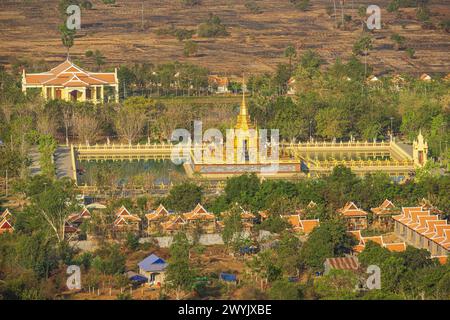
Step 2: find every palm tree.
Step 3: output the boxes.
[284,44,297,72]
[59,24,76,58]
[358,5,366,31]
[353,34,373,79]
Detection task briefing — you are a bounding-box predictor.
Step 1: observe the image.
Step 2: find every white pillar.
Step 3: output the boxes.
[93,86,97,104]
[80,88,86,102]
[100,86,104,103]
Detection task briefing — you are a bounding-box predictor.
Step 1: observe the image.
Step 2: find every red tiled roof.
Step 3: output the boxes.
[114,206,141,225]
[0,218,13,232]
[325,257,360,271]
[24,59,117,87]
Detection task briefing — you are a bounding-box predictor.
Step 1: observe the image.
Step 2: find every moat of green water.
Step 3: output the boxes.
[77,160,186,187]
[76,151,392,187]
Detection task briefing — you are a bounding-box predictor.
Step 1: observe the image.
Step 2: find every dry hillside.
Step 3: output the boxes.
[0,0,448,75]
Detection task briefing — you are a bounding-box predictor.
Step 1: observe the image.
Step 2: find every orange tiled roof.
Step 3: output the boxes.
[430,225,450,240]
[161,215,186,231]
[146,204,169,221]
[338,202,368,217]
[422,220,448,236]
[349,230,362,241]
[259,211,270,219]
[241,211,256,220]
[371,199,397,215]
[362,236,384,246]
[414,215,438,233]
[302,220,320,234]
[349,231,406,253]
[384,242,407,252]
[183,204,215,221]
[394,206,449,253]
[23,59,117,87]
[284,214,320,234]
[435,256,448,265]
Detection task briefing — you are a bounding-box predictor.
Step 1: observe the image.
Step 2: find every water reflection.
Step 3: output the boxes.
[78,160,186,187]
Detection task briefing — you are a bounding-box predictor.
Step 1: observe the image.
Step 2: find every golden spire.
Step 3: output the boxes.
[235,74,252,131]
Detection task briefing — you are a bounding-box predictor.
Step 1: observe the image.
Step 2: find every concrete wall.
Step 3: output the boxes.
[70,240,99,252]
[72,230,275,251]
[140,234,226,248]
[140,231,273,248]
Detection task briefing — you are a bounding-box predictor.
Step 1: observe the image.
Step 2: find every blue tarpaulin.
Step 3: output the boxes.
[220,273,237,282]
[239,246,258,255]
[130,274,148,283]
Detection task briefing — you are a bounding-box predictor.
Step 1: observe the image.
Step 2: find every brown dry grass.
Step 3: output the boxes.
[0,0,448,75]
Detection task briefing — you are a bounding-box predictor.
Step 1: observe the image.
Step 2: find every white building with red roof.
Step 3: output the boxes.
[22,59,119,103]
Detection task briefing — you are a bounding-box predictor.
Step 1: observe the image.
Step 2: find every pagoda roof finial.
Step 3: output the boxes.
[235,73,253,131]
[240,73,247,116]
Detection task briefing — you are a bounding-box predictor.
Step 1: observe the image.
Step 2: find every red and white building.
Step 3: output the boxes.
[22,59,119,103]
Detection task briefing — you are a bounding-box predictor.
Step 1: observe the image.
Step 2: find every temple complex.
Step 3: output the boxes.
[22,59,119,103]
[69,80,431,189]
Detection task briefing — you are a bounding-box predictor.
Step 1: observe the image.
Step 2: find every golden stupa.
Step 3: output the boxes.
[234,82,258,162]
